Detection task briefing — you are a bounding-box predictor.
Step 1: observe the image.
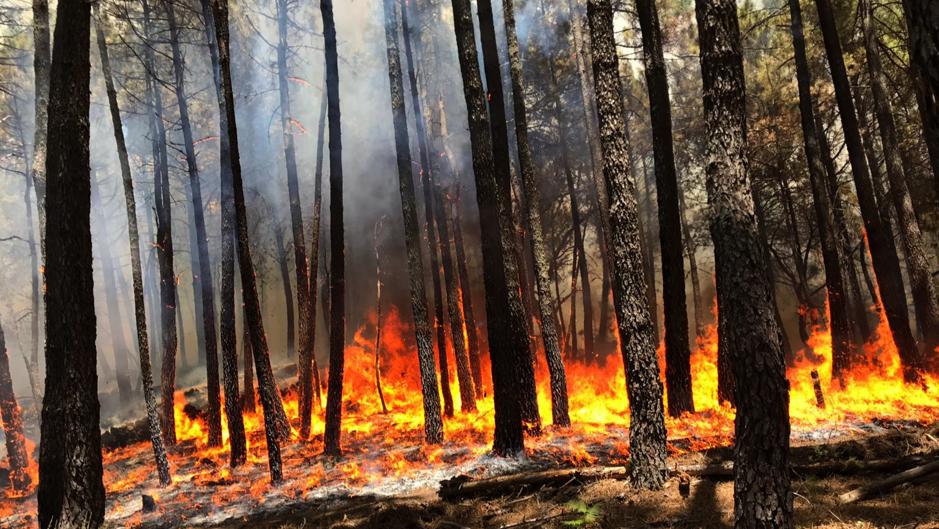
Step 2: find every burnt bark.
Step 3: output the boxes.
[276,0,315,379]
[813,0,925,382]
[202,0,247,468]
[321,0,346,457]
[859,0,939,353]
[587,0,668,490]
[381,0,444,442]
[213,0,285,481]
[165,0,222,448]
[301,89,328,438]
[38,0,106,524]
[503,0,570,426]
[141,0,179,447]
[475,0,540,431]
[399,3,454,417]
[31,0,50,261]
[452,188,484,395]
[787,0,853,378]
[901,0,939,194]
[694,0,793,526]
[0,317,31,493]
[634,0,693,416]
[273,222,296,358]
[450,0,534,454]
[94,8,172,485]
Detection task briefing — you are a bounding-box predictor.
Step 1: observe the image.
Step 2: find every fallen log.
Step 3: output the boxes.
[439,466,629,500]
[678,453,937,481]
[838,458,939,503]
[439,454,939,500]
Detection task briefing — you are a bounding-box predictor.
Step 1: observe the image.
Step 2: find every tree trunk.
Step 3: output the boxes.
[94,8,171,485]
[817,113,873,343]
[547,59,595,364]
[787,0,853,379]
[452,186,484,395]
[503,0,570,426]
[450,0,535,454]
[586,0,668,490]
[273,223,296,358]
[93,177,133,403]
[321,0,346,457]
[242,321,255,413]
[678,189,705,338]
[275,0,314,378]
[38,0,107,524]
[164,0,223,448]
[0,317,31,493]
[860,0,939,353]
[634,0,693,416]
[380,0,445,442]
[399,3,455,417]
[813,0,925,382]
[901,0,939,195]
[213,0,286,482]
[31,0,50,262]
[301,87,328,438]
[202,0,247,468]
[694,0,793,525]
[639,157,661,345]
[141,0,180,446]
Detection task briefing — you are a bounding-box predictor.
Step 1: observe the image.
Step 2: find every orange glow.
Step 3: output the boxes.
[2,301,937,526]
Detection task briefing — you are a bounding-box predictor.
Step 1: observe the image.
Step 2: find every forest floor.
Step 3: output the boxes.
[176,422,939,529]
[235,469,939,529]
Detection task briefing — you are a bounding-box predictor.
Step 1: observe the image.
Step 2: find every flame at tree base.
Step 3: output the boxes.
[1,304,937,527]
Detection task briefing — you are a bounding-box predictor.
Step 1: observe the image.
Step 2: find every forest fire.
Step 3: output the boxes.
[4,303,934,528]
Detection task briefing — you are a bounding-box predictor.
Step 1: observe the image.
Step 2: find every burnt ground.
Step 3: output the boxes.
[140,423,939,529]
[235,471,939,529]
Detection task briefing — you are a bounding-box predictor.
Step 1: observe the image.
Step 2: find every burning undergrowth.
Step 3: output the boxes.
[1,305,938,528]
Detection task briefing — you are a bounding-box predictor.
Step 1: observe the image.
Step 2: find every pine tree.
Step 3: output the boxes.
[586,0,668,489]
[38,0,106,524]
[695,0,792,525]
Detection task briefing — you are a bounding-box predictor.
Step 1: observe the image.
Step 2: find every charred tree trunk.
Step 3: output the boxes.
[142,0,179,446]
[587,0,668,489]
[901,0,939,194]
[213,0,286,481]
[203,0,247,468]
[678,189,705,338]
[503,0,570,426]
[813,0,925,382]
[817,113,873,342]
[273,223,296,358]
[860,0,939,353]
[94,8,172,485]
[639,158,661,345]
[787,0,853,377]
[95,195,134,402]
[31,0,50,261]
[634,0,693,416]
[450,0,535,453]
[275,0,315,378]
[547,59,594,364]
[380,0,444,442]
[242,322,255,413]
[301,88,328,438]
[0,318,31,493]
[474,0,541,432]
[452,188,484,395]
[38,0,107,524]
[399,3,457,417]
[695,0,793,526]
[321,0,346,457]
[165,0,223,448]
